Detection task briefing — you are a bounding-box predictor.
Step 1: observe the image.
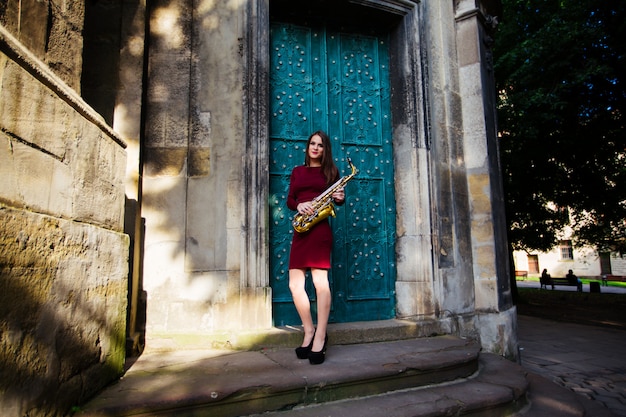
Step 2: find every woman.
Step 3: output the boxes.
[287,130,345,365]
[540,268,552,290]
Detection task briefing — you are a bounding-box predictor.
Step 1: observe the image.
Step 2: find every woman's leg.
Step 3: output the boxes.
[289,268,315,346]
[311,268,331,352]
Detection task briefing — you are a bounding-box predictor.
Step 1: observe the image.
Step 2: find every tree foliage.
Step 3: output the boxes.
[494,0,626,253]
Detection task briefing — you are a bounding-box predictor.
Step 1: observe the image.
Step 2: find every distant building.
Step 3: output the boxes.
[514,236,626,279]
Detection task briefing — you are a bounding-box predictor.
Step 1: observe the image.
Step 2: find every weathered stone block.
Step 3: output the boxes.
[144,53,191,148]
[188,147,211,177]
[0,55,127,231]
[1,20,129,416]
[0,1,85,88]
[0,205,129,417]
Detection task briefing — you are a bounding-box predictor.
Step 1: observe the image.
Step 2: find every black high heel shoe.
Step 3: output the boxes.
[308,334,328,365]
[295,331,315,359]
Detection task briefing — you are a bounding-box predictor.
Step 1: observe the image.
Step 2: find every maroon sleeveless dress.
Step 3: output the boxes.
[287,166,338,270]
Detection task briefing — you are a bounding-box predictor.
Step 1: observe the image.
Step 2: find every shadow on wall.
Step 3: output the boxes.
[0,2,137,416]
[81,0,125,125]
[81,0,149,357]
[0,228,126,416]
[124,196,148,357]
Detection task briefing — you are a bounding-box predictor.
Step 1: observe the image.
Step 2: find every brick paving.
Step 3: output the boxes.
[518,315,626,416]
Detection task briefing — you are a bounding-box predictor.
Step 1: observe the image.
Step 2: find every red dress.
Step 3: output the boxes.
[287,166,338,270]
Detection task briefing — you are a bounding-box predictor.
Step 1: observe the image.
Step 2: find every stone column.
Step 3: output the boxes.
[423,1,477,321]
[390,2,437,321]
[455,0,517,358]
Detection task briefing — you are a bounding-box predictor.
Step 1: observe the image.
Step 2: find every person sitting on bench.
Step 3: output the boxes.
[566,269,583,292]
[540,269,553,289]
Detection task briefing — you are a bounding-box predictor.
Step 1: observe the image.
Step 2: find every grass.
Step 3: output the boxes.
[516,287,626,330]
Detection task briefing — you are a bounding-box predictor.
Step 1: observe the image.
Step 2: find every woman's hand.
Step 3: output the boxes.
[297,201,315,215]
[331,188,345,204]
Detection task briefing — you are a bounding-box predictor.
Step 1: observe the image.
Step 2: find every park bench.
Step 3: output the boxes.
[515,270,528,280]
[544,277,583,292]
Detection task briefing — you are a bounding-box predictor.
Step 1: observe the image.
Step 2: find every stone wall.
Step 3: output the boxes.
[0,18,129,417]
[141,0,272,341]
[0,0,85,92]
[138,0,516,360]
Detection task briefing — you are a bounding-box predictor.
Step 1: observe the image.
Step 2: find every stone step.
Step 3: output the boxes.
[245,357,614,417]
[78,330,603,417]
[246,354,530,417]
[145,319,456,352]
[79,336,490,417]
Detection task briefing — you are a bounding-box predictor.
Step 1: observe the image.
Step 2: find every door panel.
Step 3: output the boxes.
[269,22,396,325]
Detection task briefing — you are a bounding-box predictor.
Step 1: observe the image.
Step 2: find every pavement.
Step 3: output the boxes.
[518,315,626,416]
[516,279,626,416]
[78,281,626,416]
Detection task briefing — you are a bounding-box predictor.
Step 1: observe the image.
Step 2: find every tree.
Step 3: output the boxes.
[494,0,626,257]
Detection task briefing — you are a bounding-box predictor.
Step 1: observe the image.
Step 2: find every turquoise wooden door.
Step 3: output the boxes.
[269,22,396,325]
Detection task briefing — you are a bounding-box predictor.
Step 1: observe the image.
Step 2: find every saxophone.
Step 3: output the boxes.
[292,158,358,233]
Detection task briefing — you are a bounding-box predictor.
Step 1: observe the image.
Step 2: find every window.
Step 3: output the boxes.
[559,240,573,260]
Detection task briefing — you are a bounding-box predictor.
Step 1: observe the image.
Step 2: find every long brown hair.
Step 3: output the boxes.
[305,130,338,185]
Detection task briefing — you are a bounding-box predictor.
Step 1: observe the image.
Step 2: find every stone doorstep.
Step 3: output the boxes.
[79,323,618,417]
[79,336,497,417]
[143,318,462,352]
[256,363,605,417]
[249,355,531,417]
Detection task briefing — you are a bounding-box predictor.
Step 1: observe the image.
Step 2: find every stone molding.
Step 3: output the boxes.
[0,24,126,150]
